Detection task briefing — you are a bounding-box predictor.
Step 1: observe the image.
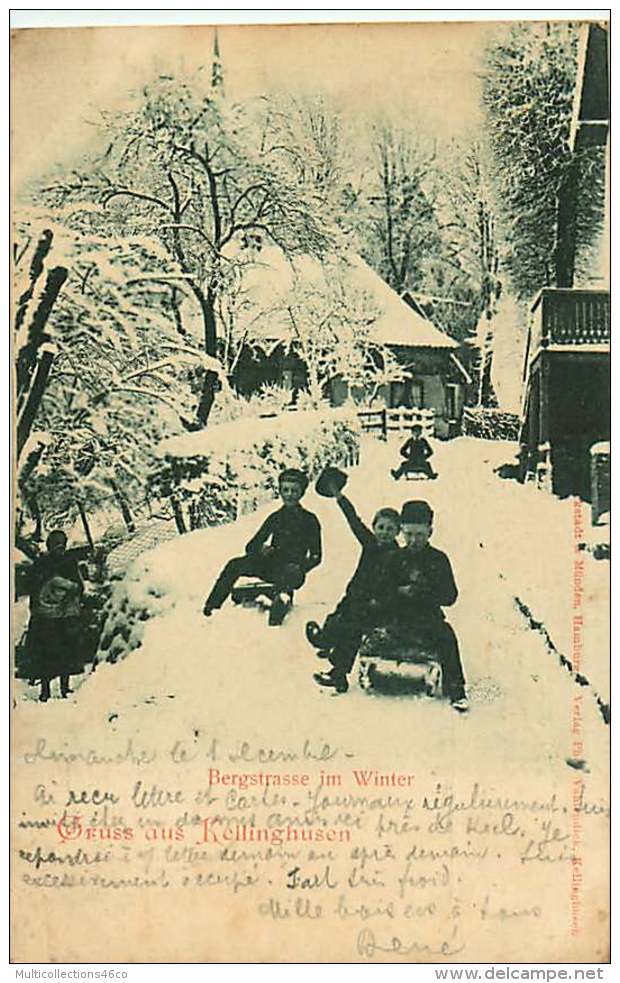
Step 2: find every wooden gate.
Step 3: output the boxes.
[357,406,435,440]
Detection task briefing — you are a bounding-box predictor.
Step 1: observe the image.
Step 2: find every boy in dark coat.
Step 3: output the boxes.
[203,468,321,617]
[391,424,437,480]
[308,473,400,693]
[388,499,468,711]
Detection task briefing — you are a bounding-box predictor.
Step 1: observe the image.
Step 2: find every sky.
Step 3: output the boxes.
[11,19,502,189]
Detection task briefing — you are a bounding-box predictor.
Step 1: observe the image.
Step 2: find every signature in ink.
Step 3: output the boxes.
[356,927,465,960]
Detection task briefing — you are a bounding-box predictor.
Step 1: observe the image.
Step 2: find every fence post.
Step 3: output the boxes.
[590,442,610,526]
[188,500,201,531]
[76,498,95,551]
[170,492,187,535]
[536,442,553,493]
[381,407,387,441]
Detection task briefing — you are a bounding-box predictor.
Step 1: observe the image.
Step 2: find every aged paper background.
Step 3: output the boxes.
[11,19,610,964]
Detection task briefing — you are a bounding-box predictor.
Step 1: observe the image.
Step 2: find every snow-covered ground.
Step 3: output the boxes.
[13,435,609,787]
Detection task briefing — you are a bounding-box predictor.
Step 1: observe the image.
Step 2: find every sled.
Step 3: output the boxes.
[357,627,442,697]
[405,469,433,481]
[230,578,294,626]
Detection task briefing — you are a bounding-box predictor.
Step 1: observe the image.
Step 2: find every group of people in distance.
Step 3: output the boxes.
[203,438,468,712]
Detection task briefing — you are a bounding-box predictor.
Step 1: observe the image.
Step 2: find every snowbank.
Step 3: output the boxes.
[156,406,359,460]
[151,407,361,532]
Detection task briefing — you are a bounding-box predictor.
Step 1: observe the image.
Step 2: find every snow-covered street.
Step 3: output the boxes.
[14,435,609,789]
[12,433,610,964]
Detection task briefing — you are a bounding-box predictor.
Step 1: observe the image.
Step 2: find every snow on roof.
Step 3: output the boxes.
[348,256,458,349]
[227,245,457,351]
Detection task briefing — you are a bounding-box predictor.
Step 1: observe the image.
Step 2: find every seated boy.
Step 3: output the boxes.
[391,424,437,480]
[309,479,401,693]
[203,468,321,617]
[387,499,468,712]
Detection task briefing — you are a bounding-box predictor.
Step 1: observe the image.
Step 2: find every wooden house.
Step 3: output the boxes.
[229,250,469,439]
[519,22,610,499]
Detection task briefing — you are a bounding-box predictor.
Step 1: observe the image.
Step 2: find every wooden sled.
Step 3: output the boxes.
[357,627,442,697]
[405,470,432,481]
[230,578,294,626]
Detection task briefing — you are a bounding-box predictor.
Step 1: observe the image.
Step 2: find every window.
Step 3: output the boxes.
[446,384,459,421]
[411,381,423,407]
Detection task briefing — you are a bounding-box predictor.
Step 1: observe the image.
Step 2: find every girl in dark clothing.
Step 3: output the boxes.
[17,530,85,702]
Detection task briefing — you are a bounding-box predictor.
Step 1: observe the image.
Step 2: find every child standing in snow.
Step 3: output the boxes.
[391,424,437,480]
[17,530,86,702]
[203,468,321,618]
[308,467,401,693]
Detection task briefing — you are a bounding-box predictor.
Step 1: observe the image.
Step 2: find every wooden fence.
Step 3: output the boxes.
[357,406,435,440]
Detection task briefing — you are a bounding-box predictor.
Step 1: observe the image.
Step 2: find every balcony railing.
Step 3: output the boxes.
[529,288,610,355]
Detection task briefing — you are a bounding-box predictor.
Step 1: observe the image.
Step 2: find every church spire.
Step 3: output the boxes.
[211,29,224,91]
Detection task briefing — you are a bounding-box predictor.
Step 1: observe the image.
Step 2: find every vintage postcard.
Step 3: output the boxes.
[11,15,610,965]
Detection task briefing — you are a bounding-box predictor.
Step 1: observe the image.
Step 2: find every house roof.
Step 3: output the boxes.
[229,246,458,351]
[348,257,458,349]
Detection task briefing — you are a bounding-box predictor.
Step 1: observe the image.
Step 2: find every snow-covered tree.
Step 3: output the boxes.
[38,73,337,425]
[482,21,605,297]
[14,229,68,463]
[358,124,441,296]
[13,212,220,537]
[259,94,349,205]
[424,142,502,403]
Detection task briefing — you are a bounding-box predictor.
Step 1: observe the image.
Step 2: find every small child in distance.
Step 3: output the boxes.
[391,424,437,481]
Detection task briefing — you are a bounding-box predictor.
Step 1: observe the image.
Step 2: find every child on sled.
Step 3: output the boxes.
[203,468,322,621]
[391,423,437,480]
[307,467,400,693]
[312,496,468,711]
[383,499,468,711]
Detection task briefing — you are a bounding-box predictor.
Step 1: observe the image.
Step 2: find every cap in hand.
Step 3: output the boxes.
[315,466,348,498]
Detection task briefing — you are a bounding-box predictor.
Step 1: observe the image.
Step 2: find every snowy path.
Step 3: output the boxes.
[15,435,608,789]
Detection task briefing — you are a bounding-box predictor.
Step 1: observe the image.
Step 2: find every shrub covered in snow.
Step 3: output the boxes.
[151,407,361,530]
[462,407,521,441]
[96,562,173,665]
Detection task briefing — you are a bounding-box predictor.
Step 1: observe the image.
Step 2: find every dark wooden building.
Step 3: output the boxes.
[519,22,609,499]
[520,288,610,498]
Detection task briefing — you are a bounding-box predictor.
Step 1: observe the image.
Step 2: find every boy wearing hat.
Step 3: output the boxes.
[391,424,437,480]
[308,469,401,693]
[203,468,322,617]
[392,499,468,711]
